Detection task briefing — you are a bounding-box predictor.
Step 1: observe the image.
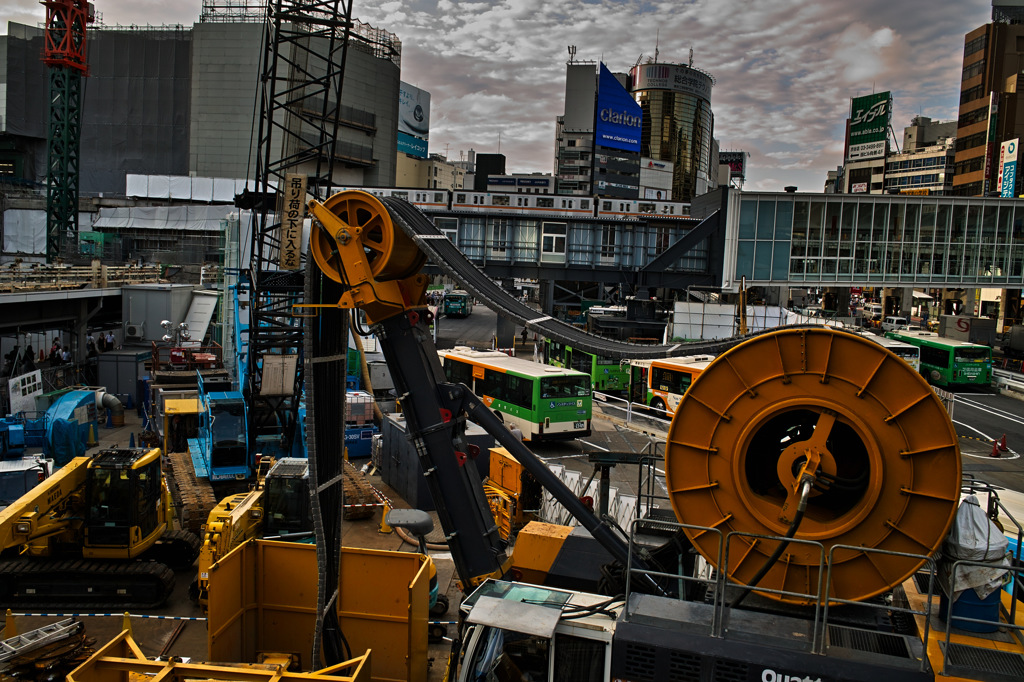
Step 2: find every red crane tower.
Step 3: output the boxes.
[41,0,94,262]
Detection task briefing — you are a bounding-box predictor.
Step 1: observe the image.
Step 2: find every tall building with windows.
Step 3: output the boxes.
[554,60,643,198]
[954,8,1024,196]
[630,61,715,203]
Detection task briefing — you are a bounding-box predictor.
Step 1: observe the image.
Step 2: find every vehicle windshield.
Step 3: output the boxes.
[954,347,990,362]
[211,402,246,445]
[540,376,589,398]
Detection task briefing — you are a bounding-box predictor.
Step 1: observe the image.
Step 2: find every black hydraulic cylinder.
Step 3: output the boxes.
[374,310,508,588]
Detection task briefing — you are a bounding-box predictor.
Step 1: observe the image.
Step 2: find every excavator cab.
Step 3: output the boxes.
[84,449,166,558]
[263,458,312,538]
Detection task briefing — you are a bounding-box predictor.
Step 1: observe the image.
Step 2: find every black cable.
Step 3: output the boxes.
[730,479,812,610]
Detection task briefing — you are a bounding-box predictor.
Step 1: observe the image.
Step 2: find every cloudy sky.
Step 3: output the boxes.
[3,0,994,192]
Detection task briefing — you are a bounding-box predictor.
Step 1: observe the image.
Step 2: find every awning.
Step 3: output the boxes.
[913,291,933,300]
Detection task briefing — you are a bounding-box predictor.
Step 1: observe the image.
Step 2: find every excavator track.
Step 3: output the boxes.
[144,528,202,570]
[0,558,175,609]
[342,460,379,520]
[166,450,218,536]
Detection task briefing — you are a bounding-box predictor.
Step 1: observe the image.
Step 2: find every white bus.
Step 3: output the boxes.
[859,332,921,372]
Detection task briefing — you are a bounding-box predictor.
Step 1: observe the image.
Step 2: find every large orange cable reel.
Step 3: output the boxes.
[308,190,428,322]
[665,328,961,605]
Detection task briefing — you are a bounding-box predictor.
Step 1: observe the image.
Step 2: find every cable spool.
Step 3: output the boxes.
[665,328,961,605]
[309,190,426,284]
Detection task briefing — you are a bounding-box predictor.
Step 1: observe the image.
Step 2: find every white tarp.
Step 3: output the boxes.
[669,302,844,341]
[93,205,236,232]
[192,176,214,202]
[3,209,47,255]
[944,495,1010,601]
[213,178,236,202]
[148,175,171,198]
[169,175,192,200]
[125,173,148,197]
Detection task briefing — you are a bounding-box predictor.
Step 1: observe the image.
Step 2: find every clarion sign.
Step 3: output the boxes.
[599,107,641,129]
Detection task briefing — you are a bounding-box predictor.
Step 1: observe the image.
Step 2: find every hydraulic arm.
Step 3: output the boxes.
[307,190,654,590]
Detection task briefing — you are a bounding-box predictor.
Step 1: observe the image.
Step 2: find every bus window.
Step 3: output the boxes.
[541,375,589,398]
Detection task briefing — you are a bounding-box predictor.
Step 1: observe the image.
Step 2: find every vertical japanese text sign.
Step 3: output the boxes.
[280,173,307,270]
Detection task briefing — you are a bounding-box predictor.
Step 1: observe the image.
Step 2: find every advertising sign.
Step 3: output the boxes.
[719,151,747,180]
[1000,138,1018,198]
[398,82,430,140]
[397,131,428,159]
[280,173,306,270]
[595,63,642,153]
[847,92,891,161]
[630,63,714,101]
[851,182,868,193]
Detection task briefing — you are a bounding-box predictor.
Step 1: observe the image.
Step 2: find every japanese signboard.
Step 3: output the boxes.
[999,138,1018,198]
[847,92,891,161]
[280,173,307,270]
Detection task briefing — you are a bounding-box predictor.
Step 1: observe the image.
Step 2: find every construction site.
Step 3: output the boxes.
[0,1,1022,681]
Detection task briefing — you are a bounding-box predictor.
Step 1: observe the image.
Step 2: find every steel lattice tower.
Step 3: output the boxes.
[245,0,355,457]
[42,0,92,262]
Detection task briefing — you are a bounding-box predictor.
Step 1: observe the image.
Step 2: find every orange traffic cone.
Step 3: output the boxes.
[999,434,1009,452]
[38,349,44,363]
[991,440,1002,458]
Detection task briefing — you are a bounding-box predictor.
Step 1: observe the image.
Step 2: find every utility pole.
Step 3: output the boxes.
[42,0,94,262]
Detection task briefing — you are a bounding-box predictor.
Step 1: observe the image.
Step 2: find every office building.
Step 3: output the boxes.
[554,60,642,198]
[954,7,1024,196]
[630,61,715,202]
[0,11,402,195]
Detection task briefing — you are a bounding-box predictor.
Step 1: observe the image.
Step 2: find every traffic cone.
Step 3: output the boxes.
[379,502,393,535]
[129,432,135,449]
[124,393,133,410]
[105,408,114,429]
[999,434,1009,452]
[3,609,16,640]
[991,440,1002,458]
[87,424,98,447]
[38,349,44,363]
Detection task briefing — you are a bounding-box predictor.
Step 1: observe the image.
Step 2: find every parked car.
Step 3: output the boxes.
[881,315,908,332]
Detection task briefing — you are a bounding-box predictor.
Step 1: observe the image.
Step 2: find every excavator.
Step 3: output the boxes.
[0,447,201,609]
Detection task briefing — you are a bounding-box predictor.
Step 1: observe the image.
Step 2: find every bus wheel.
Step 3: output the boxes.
[493,410,503,423]
[650,398,666,416]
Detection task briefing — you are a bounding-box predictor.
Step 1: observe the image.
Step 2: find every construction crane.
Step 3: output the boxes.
[41,0,95,262]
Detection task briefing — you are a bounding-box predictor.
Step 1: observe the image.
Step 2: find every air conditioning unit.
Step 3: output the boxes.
[125,322,145,339]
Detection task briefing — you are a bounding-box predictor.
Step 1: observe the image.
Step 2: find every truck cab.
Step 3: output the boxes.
[457,580,615,682]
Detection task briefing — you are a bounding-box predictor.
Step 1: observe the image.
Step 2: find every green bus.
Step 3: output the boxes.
[438,347,591,441]
[543,340,629,395]
[884,330,992,387]
[442,290,474,318]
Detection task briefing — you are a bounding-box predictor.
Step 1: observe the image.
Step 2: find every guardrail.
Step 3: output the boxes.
[993,368,1024,395]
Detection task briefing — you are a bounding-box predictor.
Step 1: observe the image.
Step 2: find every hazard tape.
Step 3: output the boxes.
[343,482,392,509]
[11,612,206,621]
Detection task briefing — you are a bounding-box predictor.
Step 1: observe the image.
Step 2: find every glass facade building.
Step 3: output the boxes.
[725,192,1024,291]
[631,63,715,204]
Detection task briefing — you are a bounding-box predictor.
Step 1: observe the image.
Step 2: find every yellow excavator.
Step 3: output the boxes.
[0,447,200,609]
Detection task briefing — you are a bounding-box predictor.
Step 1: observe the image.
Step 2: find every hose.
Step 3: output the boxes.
[729,478,812,609]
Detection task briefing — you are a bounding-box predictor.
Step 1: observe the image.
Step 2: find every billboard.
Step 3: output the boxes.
[595,63,642,153]
[630,63,714,101]
[847,92,891,161]
[398,82,430,138]
[397,131,428,158]
[999,138,1018,198]
[719,151,747,181]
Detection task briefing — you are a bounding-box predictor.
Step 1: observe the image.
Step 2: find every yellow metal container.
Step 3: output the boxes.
[207,539,429,682]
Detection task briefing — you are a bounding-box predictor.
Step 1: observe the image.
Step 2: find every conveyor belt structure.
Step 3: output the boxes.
[383,196,826,361]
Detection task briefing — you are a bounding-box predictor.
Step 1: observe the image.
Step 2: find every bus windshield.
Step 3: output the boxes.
[954,347,989,362]
[540,376,590,398]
